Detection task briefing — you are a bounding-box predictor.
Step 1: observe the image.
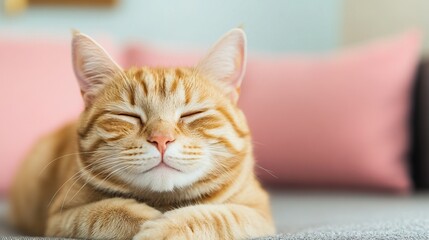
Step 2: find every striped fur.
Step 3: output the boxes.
[10,29,275,240]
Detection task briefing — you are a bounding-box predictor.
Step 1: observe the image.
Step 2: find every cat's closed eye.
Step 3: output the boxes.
[116,112,144,124]
[180,110,206,119]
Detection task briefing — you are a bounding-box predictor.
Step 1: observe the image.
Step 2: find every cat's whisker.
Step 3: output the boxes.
[59,160,130,213]
[251,140,266,146]
[38,149,125,177]
[64,162,132,211]
[117,156,159,163]
[207,147,233,159]
[47,152,124,208]
[255,164,278,179]
[94,165,134,190]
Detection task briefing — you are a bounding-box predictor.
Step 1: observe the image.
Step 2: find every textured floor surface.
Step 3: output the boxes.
[2,190,429,239]
[256,218,429,240]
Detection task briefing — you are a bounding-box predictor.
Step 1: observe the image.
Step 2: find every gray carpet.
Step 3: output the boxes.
[2,190,429,239]
[256,218,429,240]
[2,218,429,240]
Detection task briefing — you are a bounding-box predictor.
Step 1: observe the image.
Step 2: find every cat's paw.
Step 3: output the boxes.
[132,216,190,240]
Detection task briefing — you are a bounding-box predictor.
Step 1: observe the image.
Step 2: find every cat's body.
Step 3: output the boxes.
[10,29,275,239]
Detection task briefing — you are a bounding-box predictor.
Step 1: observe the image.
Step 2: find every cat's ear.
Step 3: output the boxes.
[196,28,247,104]
[72,31,122,105]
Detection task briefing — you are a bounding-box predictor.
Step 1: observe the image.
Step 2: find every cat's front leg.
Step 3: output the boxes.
[133,204,275,240]
[46,198,161,240]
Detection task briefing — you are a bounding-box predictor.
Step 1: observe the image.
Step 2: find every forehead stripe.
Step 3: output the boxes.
[128,83,136,106]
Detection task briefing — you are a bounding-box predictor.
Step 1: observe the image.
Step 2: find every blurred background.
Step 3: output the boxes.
[2,0,429,237]
[1,0,339,52]
[3,0,429,52]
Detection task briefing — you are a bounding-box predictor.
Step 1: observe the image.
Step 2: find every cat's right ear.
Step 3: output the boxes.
[72,31,122,105]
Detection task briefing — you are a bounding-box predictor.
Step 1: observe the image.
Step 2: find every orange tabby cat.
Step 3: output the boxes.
[10,28,275,240]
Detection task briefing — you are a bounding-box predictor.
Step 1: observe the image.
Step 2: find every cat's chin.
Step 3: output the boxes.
[129,166,204,193]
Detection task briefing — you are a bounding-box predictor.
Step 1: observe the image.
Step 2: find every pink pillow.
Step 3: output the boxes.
[123,31,421,193]
[125,43,201,67]
[0,36,117,193]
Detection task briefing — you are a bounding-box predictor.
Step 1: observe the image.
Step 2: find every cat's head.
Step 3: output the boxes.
[73,29,251,194]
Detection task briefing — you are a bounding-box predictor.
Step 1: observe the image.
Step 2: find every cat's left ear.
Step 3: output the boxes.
[196,28,247,104]
[72,31,123,106]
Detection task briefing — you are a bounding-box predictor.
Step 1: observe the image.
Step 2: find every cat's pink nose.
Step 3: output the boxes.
[147,134,175,155]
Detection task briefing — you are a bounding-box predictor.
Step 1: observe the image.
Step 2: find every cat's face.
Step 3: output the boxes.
[73,29,250,193]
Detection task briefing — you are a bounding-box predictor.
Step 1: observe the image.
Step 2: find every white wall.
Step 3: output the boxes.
[343,0,429,53]
[0,0,340,53]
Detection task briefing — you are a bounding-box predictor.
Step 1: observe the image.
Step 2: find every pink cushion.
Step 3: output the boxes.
[0,36,117,193]
[124,31,421,193]
[125,43,201,67]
